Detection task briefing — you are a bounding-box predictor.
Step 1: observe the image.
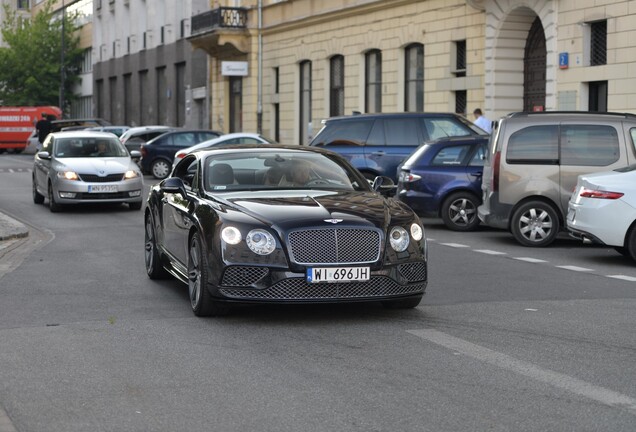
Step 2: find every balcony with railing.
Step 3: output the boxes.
[188,7,250,57]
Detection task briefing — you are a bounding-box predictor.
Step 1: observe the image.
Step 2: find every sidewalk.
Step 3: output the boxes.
[0,212,29,241]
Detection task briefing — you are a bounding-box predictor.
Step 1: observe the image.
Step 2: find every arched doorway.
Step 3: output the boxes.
[524,17,546,111]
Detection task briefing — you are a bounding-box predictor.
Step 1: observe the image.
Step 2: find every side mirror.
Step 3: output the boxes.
[372,175,395,194]
[37,151,51,160]
[129,150,141,158]
[161,177,188,199]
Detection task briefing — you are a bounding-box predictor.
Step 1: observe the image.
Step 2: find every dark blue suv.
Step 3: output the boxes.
[140,129,221,179]
[396,136,489,231]
[309,112,487,181]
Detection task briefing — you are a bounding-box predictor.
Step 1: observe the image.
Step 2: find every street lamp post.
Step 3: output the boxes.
[59,0,65,118]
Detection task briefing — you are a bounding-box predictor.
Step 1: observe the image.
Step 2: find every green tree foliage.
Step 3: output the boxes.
[0,1,83,112]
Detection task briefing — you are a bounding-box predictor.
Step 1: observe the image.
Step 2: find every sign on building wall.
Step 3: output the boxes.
[222,62,249,76]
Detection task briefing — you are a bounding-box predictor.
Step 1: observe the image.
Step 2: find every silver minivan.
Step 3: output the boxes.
[478,112,636,247]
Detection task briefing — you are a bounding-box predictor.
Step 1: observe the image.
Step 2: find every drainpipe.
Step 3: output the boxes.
[257,0,263,134]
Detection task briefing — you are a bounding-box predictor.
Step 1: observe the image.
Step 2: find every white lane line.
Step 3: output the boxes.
[475,249,507,255]
[513,257,548,263]
[407,328,636,414]
[607,275,636,282]
[439,243,470,248]
[556,265,593,272]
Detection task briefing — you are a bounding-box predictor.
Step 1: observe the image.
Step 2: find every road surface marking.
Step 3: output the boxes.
[475,249,507,255]
[556,265,593,272]
[439,243,470,248]
[407,328,636,414]
[513,257,548,263]
[607,275,636,282]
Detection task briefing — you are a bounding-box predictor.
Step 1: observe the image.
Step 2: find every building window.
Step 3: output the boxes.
[330,55,344,117]
[139,70,148,125]
[454,40,466,77]
[588,81,608,112]
[455,90,467,116]
[365,49,382,113]
[142,32,147,50]
[299,60,312,145]
[590,20,607,66]
[229,76,242,133]
[180,19,188,38]
[273,67,280,142]
[405,43,424,112]
[127,36,131,54]
[112,41,116,58]
[109,76,117,123]
[17,0,30,9]
[81,49,92,73]
[123,74,132,125]
[160,26,165,45]
[156,67,167,124]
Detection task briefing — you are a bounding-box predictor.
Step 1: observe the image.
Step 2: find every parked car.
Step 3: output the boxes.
[567,165,636,260]
[140,129,222,179]
[144,145,428,316]
[86,125,131,137]
[32,131,143,212]
[478,111,636,247]
[396,136,489,231]
[119,125,175,153]
[309,112,487,181]
[172,132,276,166]
[50,118,111,133]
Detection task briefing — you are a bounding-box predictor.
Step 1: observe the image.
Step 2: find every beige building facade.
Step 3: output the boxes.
[190,0,636,144]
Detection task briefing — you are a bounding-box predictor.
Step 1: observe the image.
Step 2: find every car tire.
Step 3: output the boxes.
[510,200,560,247]
[33,176,44,204]
[626,226,636,262]
[129,201,142,211]
[441,192,480,231]
[151,159,171,180]
[48,182,61,212]
[188,232,230,317]
[381,295,422,309]
[144,214,170,279]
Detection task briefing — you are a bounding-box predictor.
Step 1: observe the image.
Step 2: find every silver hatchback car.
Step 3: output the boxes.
[33,131,144,212]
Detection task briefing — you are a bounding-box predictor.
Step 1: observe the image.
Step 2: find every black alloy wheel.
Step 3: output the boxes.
[188,232,229,317]
[441,192,480,231]
[144,214,169,279]
[33,176,44,204]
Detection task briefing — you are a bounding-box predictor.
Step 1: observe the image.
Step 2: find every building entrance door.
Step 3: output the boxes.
[523,17,546,112]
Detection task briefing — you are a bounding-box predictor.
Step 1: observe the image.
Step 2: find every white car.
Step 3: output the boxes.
[567,166,636,260]
[172,132,275,166]
[33,131,144,212]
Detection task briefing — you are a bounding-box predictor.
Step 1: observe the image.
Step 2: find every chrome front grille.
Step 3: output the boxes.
[219,276,425,301]
[79,173,125,182]
[287,228,381,265]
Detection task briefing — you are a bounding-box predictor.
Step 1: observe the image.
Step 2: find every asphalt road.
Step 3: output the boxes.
[1,153,636,432]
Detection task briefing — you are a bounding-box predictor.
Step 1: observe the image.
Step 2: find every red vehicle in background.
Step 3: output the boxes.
[0,106,62,153]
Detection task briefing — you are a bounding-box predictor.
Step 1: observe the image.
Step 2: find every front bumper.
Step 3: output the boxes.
[212,262,427,303]
[53,178,144,204]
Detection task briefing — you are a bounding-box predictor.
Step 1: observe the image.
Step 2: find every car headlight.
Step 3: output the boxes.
[389,226,410,252]
[246,229,276,255]
[410,223,423,241]
[124,170,139,179]
[57,171,79,181]
[221,226,242,245]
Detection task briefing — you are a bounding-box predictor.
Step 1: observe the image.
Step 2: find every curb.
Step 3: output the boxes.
[0,212,29,241]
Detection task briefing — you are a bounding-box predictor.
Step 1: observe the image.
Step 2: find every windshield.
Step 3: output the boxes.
[203,151,369,193]
[53,137,129,158]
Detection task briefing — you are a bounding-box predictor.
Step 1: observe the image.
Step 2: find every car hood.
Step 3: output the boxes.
[212,190,417,231]
[55,157,135,174]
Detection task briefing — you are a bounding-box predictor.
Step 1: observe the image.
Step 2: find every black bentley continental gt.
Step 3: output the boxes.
[144,145,428,316]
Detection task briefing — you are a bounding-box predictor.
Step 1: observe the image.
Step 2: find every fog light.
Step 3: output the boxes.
[59,192,76,198]
[128,190,142,197]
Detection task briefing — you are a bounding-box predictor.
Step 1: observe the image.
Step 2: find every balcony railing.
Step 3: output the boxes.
[191,7,248,34]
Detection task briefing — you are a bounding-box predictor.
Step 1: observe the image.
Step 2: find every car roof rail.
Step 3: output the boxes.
[506,111,636,119]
